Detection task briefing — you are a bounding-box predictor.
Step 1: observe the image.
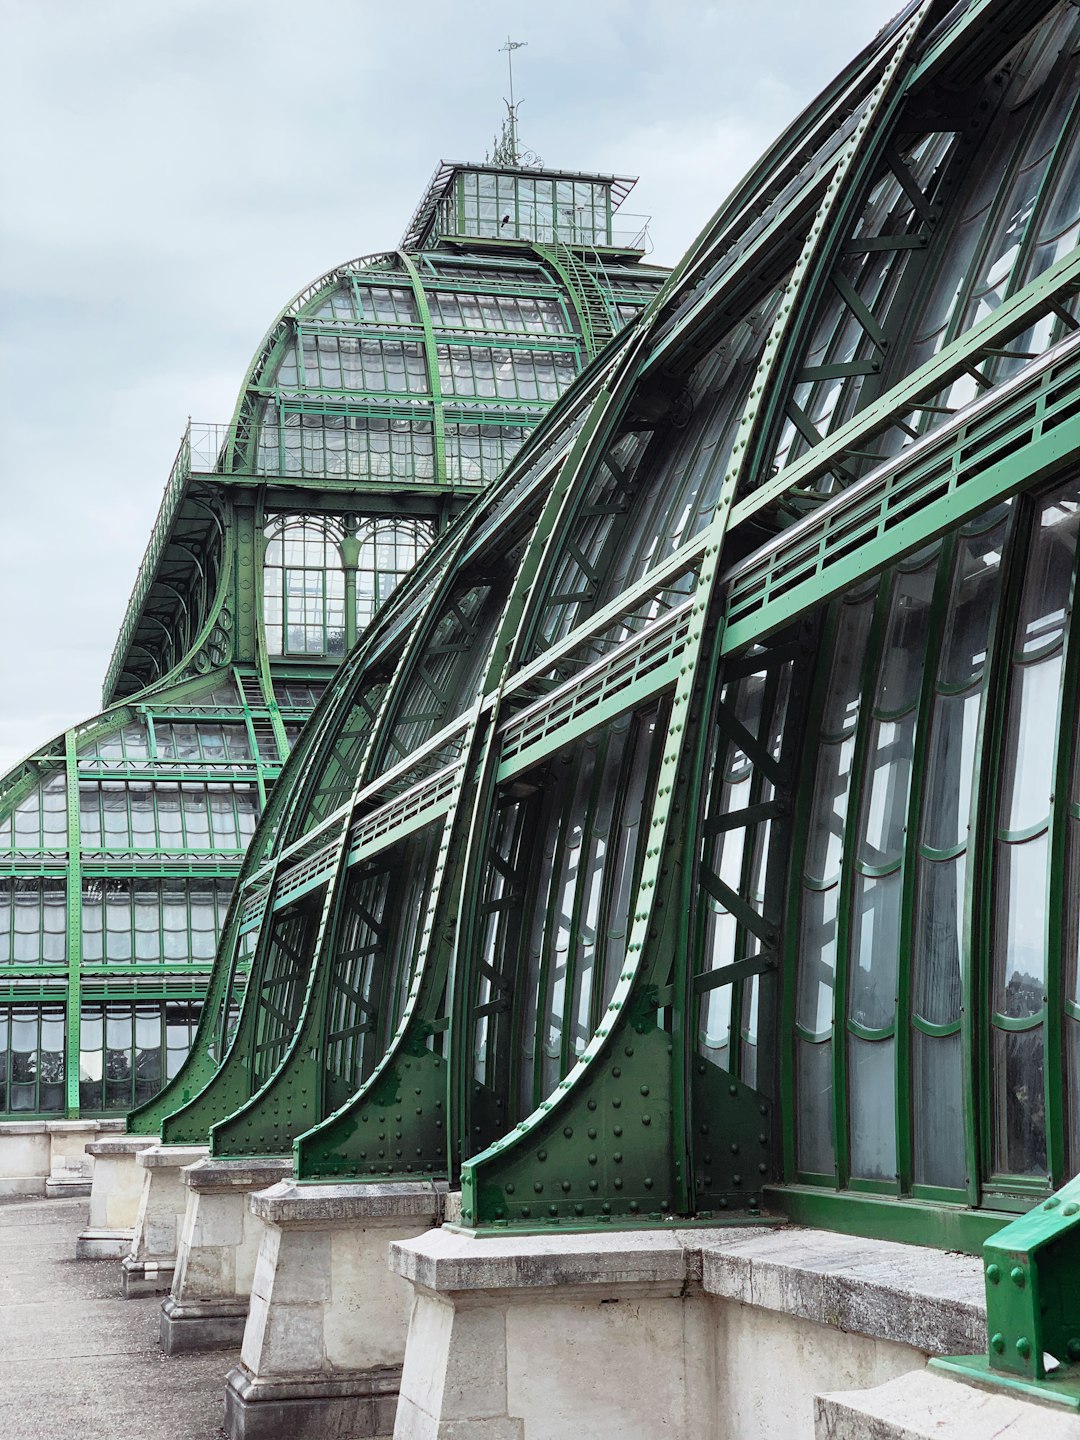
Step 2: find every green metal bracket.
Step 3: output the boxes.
[460,1011,679,1229]
[931,1174,1080,1410]
[295,1039,449,1181]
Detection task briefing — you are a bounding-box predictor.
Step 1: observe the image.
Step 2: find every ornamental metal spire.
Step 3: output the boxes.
[489,37,542,168]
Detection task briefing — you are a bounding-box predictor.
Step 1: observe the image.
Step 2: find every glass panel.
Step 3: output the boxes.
[993,834,1049,1018]
[912,854,965,1026]
[939,520,1007,686]
[1017,493,1080,656]
[921,691,979,852]
[876,563,936,714]
[848,870,901,1032]
[912,1030,965,1189]
[848,1035,896,1182]
[992,1026,1047,1177]
[1000,656,1062,833]
[858,715,914,868]
[796,886,838,1036]
[805,738,854,884]
[796,1038,834,1175]
[822,599,876,735]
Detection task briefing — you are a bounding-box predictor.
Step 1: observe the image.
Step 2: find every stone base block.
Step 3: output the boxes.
[76,1227,134,1259]
[0,1117,125,1197]
[223,1180,444,1440]
[815,1369,1080,1439]
[165,1155,293,1351]
[121,1254,175,1297]
[161,1295,249,1354]
[120,1142,207,1298]
[389,1225,989,1440]
[45,1175,92,1198]
[0,1176,46,1198]
[224,1362,399,1440]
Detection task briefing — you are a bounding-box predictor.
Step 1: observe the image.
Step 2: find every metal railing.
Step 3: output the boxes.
[104,425,194,704]
[441,215,652,253]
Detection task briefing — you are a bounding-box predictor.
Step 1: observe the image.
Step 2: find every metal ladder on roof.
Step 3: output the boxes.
[546,242,620,359]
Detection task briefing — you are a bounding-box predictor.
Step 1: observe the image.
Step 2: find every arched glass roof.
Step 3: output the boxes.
[140,0,1080,1252]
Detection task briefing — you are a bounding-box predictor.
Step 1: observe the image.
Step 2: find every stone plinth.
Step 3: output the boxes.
[120,1144,208,1298]
[161,1155,294,1354]
[388,1225,988,1440]
[390,1227,717,1440]
[76,1135,158,1258]
[816,1368,1080,1439]
[224,1180,443,1440]
[0,1117,125,1198]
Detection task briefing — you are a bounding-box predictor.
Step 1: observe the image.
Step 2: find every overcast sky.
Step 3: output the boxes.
[0,0,903,773]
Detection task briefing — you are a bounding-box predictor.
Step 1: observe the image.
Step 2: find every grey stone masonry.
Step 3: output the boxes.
[0,1117,125,1198]
[388,1225,994,1440]
[161,1155,294,1355]
[224,1180,444,1440]
[121,1143,208,1297]
[699,1226,986,1357]
[815,1368,1080,1438]
[76,1134,158,1259]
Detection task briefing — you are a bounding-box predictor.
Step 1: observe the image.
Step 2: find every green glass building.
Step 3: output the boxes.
[0,161,667,1119]
[136,0,1080,1272]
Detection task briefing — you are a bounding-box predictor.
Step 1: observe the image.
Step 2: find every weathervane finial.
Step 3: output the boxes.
[490,37,541,168]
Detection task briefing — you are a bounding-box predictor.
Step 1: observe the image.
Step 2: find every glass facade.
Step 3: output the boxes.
[136,1,1080,1251]
[0,159,666,1118]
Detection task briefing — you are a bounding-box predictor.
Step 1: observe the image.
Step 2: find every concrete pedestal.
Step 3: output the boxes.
[76,1135,158,1258]
[0,1117,125,1198]
[224,1180,443,1440]
[161,1155,293,1354]
[388,1225,988,1440]
[120,1143,208,1297]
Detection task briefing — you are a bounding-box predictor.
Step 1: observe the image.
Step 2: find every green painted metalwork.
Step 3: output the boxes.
[0,158,663,1121]
[62,730,82,1117]
[931,1172,1080,1407]
[48,0,1073,1265]
[397,248,448,486]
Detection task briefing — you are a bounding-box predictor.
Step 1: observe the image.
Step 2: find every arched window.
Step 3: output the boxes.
[353,519,433,633]
[263,517,346,657]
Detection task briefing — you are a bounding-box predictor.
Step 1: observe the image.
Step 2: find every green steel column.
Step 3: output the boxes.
[245,498,289,761]
[342,534,360,652]
[397,250,446,485]
[63,728,82,1117]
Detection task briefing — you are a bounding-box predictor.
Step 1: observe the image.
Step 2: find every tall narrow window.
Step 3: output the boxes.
[263,517,346,657]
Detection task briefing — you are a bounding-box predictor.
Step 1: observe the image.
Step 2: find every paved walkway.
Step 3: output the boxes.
[0,1195,238,1439]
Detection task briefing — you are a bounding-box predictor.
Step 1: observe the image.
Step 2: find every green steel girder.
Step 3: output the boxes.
[149,550,465,1148]
[235,387,624,1175]
[397,249,448,485]
[730,247,1080,532]
[931,1173,1080,1408]
[159,888,321,1144]
[201,532,503,1157]
[642,2,899,341]
[207,871,347,1157]
[126,673,334,1137]
[457,2,931,1228]
[292,800,465,1180]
